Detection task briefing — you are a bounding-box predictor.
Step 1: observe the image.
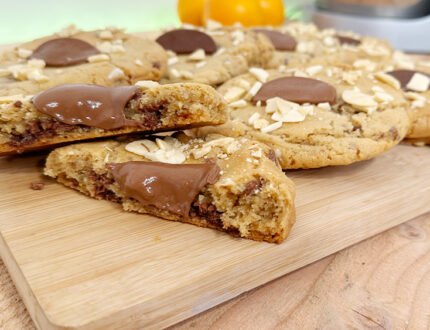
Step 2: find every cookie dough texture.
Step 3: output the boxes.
[196,65,410,169]
[0,82,226,155]
[0,26,168,96]
[44,133,296,243]
[157,27,275,86]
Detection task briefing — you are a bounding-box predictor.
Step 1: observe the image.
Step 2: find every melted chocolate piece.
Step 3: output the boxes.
[253,77,337,105]
[254,29,297,51]
[387,70,430,91]
[336,35,361,46]
[107,161,220,217]
[156,29,217,54]
[30,38,100,67]
[33,84,139,130]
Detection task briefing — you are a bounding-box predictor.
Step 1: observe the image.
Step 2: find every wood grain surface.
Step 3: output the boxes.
[1,144,430,329]
[171,213,430,330]
[1,213,429,330]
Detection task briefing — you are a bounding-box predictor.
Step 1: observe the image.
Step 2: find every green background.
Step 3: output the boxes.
[0,0,306,44]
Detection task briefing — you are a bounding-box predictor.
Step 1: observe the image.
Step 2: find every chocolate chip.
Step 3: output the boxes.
[387,70,430,91]
[156,29,217,55]
[253,77,337,105]
[242,178,266,196]
[30,182,44,190]
[254,29,297,51]
[336,35,361,46]
[13,100,22,108]
[30,38,100,67]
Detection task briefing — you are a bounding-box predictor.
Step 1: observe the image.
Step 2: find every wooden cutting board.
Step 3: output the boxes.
[0,144,429,329]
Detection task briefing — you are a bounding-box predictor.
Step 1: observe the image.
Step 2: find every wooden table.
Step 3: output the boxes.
[1,212,429,329]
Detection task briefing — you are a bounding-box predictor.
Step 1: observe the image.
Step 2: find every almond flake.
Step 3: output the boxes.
[253,118,269,129]
[248,112,261,125]
[229,99,247,108]
[17,48,32,58]
[188,49,205,61]
[167,57,179,65]
[342,90,377,112]
[305,65,323,76]
[374,72,401,90]
[108,68,125,81]
[261,121,282,133]
[135,80,159,89]
[223,87,245,103]
[249,68,269,83]
[248,81,263,97]
[88,54,110,63]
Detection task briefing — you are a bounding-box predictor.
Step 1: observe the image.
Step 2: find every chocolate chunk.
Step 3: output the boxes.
[14,100,22,108]
[387,70,430,91]
[253,77,337,105]
[33,84,139,130]
[156,29,217,54]
[254,29,297,51]
[242,178,266,196]
[267,149,278,165]
[189,200,222,224]
[336,35,361,46]
[107,161,220,217]
[30,38,100,67]
[30,182,45,190]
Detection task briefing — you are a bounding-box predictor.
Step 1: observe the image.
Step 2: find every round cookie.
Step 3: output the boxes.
[196,65,410,169]
[154,26,275,86]
[0,26,168,96]
[378,62,430,142]
[252,22,393,70]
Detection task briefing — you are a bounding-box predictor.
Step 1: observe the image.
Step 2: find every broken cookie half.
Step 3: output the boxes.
[44,133,296,243]
[0,81,226,155]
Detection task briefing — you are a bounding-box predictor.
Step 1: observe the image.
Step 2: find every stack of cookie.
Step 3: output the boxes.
[0,22,429,243]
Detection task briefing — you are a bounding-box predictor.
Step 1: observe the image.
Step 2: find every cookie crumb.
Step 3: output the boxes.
[30,182,45,190]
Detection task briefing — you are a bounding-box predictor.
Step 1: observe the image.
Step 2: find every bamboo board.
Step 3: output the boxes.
[0,144,429,329]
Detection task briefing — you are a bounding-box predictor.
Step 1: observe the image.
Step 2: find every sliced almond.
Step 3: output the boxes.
[374,72,401,90]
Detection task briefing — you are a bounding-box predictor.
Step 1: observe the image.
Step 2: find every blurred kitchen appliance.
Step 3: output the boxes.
[313,0,430,52]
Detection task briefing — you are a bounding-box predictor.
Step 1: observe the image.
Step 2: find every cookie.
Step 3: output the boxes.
[374,57,430,141]
[44,133,296,243]
[0,81,226,155]
[196,65,410,169]
[0,26,168,96]
[154,26,275,86]
[253,22,393,69]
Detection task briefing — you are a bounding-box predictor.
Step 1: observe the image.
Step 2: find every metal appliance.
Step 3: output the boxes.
[313,0,430,52]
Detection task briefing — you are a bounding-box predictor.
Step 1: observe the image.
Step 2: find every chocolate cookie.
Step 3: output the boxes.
[0,26,168,96]
[44,133,296,243]
[0,81,226,155]
[195,64,410,169]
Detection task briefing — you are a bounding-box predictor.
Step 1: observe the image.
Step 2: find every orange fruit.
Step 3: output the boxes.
[260,0,285,25]
[177,0,205,26]
[204,0,264,27]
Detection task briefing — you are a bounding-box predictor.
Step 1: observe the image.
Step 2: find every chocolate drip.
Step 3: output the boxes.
[107,161,220,217]
[156,29,217,54]
[33,84,139,130]
[253,77,337,105]
[254,29,297,51]
[30,38,100,67]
